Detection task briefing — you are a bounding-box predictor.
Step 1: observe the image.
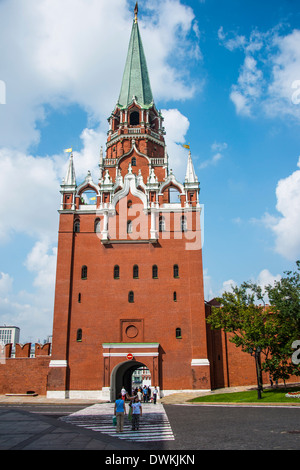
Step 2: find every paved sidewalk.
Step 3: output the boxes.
[0,407,146,450]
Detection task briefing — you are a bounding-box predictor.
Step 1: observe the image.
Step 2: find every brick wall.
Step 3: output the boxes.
[0,343,51,395]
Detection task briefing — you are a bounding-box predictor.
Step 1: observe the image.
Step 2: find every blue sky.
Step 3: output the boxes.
[0,0,300,342]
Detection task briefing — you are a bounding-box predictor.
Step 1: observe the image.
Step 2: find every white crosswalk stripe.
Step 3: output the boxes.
[60,402,175,442]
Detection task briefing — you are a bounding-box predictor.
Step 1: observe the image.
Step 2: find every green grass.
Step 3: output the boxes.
[189,387,300,404]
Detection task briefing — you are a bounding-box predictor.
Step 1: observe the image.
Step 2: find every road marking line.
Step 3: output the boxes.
[61,402,175,442]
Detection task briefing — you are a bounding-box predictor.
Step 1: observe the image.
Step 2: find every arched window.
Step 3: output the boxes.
[130,111,139,125]
[128,291,134,303]
[133,265,139,279]
[181,216,187,232]
[94,218,101,233]
[74,219,80,233]
[127,220,133,234]
[131,157,136,167]
[152,265,158,279]
[173,291,177,302]
[176,327,182,339]
[159,216,165,232]
[80,189,97,205]
[173,264,179,278]
[114,265,120,279]
[81,265,88,280]
[76,329,82,342]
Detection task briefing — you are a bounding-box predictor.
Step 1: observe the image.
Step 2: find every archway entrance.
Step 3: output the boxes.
[110,360,150,402]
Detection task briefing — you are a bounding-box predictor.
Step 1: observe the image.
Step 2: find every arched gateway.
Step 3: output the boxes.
[46,4,211,400]
[102,343,159,402]
[110,361,150,402]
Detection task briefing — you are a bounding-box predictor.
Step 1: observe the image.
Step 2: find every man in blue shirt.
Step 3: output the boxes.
[114,393,126,432]
[142,386,148,402]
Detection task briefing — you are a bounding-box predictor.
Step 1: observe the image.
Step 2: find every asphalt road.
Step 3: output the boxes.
[1,402,300,451]
[0,403,88,419]
[163,404,300,450]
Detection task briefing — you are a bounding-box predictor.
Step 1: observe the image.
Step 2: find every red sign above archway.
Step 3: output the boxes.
[127,353,134,360]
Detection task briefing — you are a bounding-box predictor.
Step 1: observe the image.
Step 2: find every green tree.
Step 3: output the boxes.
[262,261,300,380]
[206,284,278,362]
[207,262,300,386]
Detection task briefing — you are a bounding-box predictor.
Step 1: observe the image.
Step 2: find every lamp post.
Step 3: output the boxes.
[248,346,262,399]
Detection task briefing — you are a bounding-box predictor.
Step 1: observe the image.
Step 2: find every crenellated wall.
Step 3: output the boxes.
[0,343,51,395]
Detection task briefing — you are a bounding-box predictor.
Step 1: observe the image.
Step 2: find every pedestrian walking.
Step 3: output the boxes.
[121,386,127,400]
[153,386,158,404]
[142,386,148,403]
[269,375,273,387]
[131,396,142,431]
[114,393,126,432]
[137,388,142,402]
[147,386,151,402]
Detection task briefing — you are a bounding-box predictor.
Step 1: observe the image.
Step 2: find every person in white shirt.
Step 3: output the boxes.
[137,388,142,401]
[121,387,127,400]
[153,386,158,404]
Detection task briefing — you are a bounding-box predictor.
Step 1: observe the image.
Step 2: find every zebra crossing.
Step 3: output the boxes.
[60,402,175,442]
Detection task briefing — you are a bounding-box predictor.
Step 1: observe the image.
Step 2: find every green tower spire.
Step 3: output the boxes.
[118,5,154,109]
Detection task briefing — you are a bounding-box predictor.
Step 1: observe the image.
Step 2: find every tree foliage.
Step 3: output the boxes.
[206,261,300,382]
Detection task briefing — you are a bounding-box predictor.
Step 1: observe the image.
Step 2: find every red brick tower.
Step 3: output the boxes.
[47,4,210,400]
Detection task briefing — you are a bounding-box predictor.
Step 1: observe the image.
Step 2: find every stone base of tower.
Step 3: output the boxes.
[190,358,211,390]
[160,388,211,398]
[159,359,211,397]
[46,360,68,399]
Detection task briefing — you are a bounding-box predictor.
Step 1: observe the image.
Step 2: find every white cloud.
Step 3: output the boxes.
[0,260,57,343]
[0,284,54,343]
[221,279,237,294]
[142,0,201,100]
[199,141,227,169]
[220,26,300,120]
[211,142,227,152]
[264,29,300,120]
[256,269,281,290]
[162,108,190,180]
[230,55,264,116]
[25,240,57,291]
[229,89,251,116]
[0,273,13,297]
[218,26,246,51]
[262,157,300,260]
[73,127,108,182]
[0,149,61,244]
[219,269,281,302]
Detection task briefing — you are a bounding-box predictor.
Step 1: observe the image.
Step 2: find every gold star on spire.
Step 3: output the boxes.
[134,2,138,23]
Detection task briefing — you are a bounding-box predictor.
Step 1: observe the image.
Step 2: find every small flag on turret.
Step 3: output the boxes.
[65,148,73,153]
